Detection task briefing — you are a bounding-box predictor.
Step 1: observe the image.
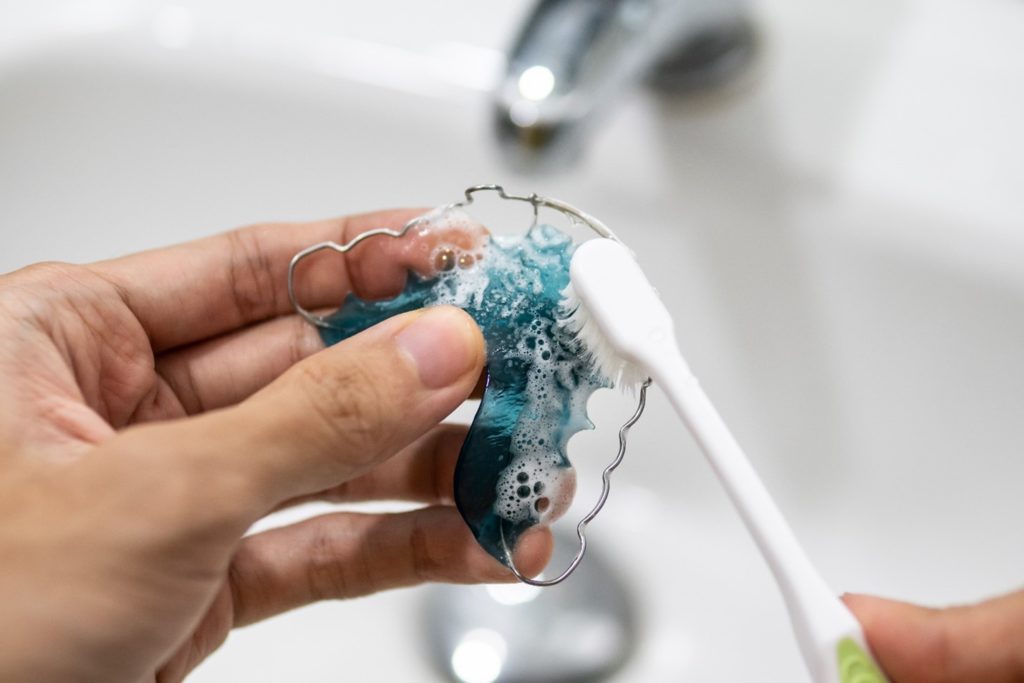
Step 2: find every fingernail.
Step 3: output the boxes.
[396,307,482,389]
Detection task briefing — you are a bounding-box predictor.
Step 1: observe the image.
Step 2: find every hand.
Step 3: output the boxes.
[0,211,551,683]
[845,590,1024,682]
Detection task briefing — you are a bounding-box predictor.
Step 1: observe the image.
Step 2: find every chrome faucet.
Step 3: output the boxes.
[495,0,757,169]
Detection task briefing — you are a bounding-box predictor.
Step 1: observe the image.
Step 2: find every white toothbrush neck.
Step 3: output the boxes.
[651,352,865,681]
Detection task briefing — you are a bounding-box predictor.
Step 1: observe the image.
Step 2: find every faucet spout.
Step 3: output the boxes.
[494,0,756,170]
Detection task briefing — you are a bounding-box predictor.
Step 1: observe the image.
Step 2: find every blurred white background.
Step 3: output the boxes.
[2,0,1023,680]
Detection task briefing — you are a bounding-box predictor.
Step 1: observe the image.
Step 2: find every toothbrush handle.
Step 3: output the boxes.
[654,354,888,683]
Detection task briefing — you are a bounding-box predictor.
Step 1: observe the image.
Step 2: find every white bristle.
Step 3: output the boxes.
[559,282,648,391]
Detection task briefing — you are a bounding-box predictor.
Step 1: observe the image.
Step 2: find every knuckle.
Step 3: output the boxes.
[157,355,206,415]
[305,527,341,600]
[1,262,86,313]
[286,315,318,366]
[409,516,441,582]
[303,519,372,600]
[21,260,84,283]
[916,608,956,683]
[224,226,280,322]
[227,545,268,623]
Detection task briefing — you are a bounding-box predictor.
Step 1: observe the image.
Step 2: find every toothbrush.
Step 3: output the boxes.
[564,238,888,683]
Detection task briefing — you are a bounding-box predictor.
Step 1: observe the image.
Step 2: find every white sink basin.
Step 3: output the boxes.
[3,0,1023,680]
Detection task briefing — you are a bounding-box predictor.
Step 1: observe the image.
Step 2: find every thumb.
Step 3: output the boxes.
[109,305,485,523]
[844,589,1024,683]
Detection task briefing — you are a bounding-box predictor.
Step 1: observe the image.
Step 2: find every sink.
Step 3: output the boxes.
[2,0,1024,680]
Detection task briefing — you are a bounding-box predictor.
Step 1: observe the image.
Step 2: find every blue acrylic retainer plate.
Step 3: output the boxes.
[288,186,647,585]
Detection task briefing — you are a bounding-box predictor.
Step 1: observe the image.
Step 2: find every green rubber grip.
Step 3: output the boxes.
[837,638,887,683]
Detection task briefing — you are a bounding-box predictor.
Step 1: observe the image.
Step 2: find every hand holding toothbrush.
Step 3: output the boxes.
[845,591,1024,682]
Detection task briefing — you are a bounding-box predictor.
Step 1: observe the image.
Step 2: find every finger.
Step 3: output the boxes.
[109,306,485,519]
[228,506,553,627]
[154,315,323,414]
[282,424,467,508]
[844,590,1024,682]
[155,315,482,418]
[92,209,487,351]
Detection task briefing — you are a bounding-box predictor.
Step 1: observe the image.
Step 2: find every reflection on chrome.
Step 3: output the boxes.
[450,629,508,683]
[517,65,556,101]
[484,580,544,606]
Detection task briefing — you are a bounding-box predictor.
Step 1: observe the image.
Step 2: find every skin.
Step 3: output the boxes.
[0,210,1020,682]
[0,210,550,683]
[844,592,1024,682]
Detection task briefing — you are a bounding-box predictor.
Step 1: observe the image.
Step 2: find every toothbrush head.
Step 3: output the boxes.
[558,276,649,393]
[561,237,675,389]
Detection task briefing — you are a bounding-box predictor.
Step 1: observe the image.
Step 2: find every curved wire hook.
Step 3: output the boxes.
[501,379,651,587]
[286,211,437,329]
[287,184,623,328]
[454,184,623,242]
